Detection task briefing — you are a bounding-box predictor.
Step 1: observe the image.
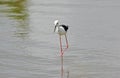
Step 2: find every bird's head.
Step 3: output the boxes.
[54,20,59,32]
[54,20,59,25]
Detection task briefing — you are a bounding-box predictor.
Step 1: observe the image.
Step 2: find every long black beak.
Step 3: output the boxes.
[54,26,57,32]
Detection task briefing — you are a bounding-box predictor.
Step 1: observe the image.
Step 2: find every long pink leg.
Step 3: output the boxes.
[65,34,68,48]
[59,35,63,56]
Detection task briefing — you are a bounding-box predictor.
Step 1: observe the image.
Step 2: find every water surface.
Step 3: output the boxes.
[0,0,120,78]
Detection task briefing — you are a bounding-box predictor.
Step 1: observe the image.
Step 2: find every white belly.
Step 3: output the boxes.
[55,26,66,35]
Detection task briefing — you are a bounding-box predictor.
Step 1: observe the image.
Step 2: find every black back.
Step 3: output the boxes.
[60,25,68,32]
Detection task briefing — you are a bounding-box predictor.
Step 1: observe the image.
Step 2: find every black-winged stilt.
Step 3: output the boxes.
[54,20,69,56]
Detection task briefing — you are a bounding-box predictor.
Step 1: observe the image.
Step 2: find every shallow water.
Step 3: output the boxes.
[0,0,120,78]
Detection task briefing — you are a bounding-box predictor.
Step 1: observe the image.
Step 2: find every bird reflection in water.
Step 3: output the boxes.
[60,56,70,78]
[61,56,64,78]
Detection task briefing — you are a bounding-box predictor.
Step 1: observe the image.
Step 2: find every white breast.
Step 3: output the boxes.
[57,26,66,35]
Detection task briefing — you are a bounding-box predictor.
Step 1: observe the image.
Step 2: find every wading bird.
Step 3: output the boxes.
[54,20,69,56]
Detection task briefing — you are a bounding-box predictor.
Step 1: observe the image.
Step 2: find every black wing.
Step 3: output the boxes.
[60,25,68,32]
